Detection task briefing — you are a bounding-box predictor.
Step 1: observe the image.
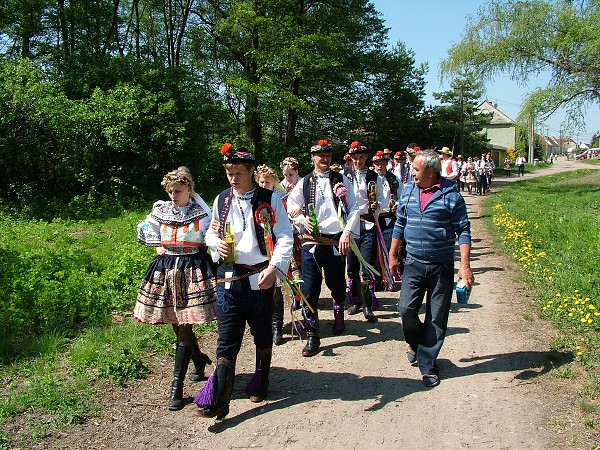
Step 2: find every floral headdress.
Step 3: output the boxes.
[372,150,389,162]
[280,157,300,170]
[220,142,255,163]
[254,164,278,179]
[394,151,406,160]
[161,173,191,188]
[310,139,332,153]
[348,140,368,155]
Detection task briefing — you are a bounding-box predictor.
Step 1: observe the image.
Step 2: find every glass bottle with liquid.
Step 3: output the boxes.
[307,203,320,236]
[222,222,236,264]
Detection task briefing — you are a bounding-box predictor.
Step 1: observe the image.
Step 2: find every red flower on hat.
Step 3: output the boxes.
[413,146,420,152]
[318,139,329,147]
[376,150,384,157]
[220,143,232,154]
[350,141,359,149]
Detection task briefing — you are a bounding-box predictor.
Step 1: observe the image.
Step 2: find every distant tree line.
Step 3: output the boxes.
[0,0,492,218]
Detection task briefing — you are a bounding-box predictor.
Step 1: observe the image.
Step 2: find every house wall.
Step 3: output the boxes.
[481,125,516,150]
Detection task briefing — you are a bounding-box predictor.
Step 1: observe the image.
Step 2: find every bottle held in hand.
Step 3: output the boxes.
[308,203,320,236]
[389,193,397,213]
[223,222,236,264]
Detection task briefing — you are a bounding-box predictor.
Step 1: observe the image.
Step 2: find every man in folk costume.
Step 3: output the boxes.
[401,143,420,185]
[392,151,407,183]
[372,151,403,288]
[439,146,460,183]
[194,144,293,419]
[286,139,359,357]
[343,141,381,321]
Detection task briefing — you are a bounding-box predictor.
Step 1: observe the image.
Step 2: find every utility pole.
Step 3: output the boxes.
[528,113,534,163]
[459,86,464,156]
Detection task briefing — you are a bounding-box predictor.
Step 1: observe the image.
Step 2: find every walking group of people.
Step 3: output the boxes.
[133,140,474,420]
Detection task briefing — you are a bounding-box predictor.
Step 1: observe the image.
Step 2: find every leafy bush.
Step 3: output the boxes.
[0,210,153,362]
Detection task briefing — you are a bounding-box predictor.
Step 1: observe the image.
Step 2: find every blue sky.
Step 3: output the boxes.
[371,0,600,144]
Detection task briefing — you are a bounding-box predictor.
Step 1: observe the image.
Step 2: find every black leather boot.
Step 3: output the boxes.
[361,281,377,322]
[247,347,272,402]
[272,300,284,345]
[346,278,361,315]
[168,344,192,411]
[302,317,320,357]
[189,340,212,382]
[194,358,236,419]
[333,302,345,334]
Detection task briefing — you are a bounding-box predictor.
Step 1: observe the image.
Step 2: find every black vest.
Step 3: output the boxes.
[344,167,378,187]
[217,186,274,256]
[302,170,345,216]
[383,170,400,199]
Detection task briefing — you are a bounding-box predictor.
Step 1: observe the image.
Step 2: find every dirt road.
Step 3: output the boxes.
[46,158,595,449]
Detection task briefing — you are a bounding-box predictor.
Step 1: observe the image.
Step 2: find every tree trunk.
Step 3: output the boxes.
[285,78,301,148]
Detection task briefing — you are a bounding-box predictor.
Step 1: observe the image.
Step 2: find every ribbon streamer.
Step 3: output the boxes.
[373,211,396,290]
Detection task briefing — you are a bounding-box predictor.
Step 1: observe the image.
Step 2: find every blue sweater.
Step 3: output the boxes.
[392,178,471,264]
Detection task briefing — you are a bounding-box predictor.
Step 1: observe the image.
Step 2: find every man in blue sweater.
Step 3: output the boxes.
[389,150,474,387]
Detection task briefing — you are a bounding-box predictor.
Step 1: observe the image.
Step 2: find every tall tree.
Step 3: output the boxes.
[189,0,388,160]
[362,42,426,150]
[420,71,492,157]
[440,0,600,130]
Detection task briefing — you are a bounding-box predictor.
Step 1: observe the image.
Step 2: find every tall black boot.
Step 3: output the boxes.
[168,344,192,411]
[194,357,236,419]
[246,347,272,402]
[302,315,320,357]
[346,278,361,315]
[189,339,212,382]
[272,300,284,345]
[361,281,377,322]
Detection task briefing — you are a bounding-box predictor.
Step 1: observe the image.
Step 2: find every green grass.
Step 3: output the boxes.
[483,168,600,427]
[0,205,217,446]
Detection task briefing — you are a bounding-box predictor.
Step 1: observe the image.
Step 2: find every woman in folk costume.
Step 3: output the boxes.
[194,144,293,420]
[135,166,217,411]
[280,157,301,193]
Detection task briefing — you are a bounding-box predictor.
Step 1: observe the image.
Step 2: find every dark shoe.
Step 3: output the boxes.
[246,347,272,403]
[194,403,230,420]
[345,278,360,309]
[194,358,235,419]
[168,344,192,411]
[272,300,284,346]
[406,345,417,364]
[422,374,440,388]
[362,305,377,322]
[347,303,360,315]
[333,303,345,334]
[190,344,211,382]
[302,336,320,357]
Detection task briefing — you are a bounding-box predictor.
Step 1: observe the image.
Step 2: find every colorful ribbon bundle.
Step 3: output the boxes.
[373,211,396,291]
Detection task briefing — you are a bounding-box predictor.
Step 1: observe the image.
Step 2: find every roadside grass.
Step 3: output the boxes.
[0,206,217,446]
[482,168,600,430]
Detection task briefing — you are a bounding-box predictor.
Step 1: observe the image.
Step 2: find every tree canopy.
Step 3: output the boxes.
[440,0,600,130]
[0,1,494,217]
